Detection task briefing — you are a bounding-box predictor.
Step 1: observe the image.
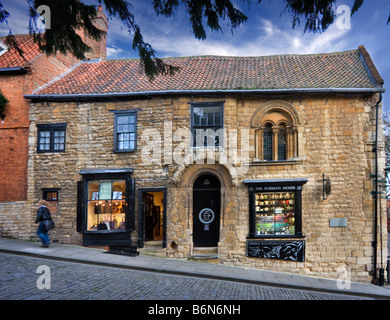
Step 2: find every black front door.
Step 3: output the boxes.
[193,174,221,247]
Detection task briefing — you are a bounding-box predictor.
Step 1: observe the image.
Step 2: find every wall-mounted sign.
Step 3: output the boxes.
[329,218,347,227]
[247,240,305,262]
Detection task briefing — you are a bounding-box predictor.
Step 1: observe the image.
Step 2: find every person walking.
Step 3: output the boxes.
[35,200,53,247]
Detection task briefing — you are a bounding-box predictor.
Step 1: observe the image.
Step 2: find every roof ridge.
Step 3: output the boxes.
[95,49,360,63]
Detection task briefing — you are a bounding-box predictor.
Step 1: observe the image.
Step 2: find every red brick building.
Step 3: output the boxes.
[0,8,108,202]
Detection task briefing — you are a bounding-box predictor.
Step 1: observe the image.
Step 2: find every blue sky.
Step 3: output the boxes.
[1,0,389,111]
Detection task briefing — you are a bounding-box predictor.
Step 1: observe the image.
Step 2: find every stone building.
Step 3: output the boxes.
[10,45,390,282]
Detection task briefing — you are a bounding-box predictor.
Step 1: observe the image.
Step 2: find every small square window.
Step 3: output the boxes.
[42,188,60,214]
[37,124,67,153]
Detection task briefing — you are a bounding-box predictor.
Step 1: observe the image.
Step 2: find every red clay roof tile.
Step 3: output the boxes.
[0,34,41,69]
[32,47,382,96]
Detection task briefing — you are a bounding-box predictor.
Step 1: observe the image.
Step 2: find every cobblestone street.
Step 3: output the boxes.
[0,253,374,300]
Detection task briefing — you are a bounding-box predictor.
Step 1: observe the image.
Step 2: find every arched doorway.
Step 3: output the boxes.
[193,174,221,247]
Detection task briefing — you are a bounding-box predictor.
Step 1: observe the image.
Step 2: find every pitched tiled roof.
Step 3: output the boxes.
[31,47,383,97]
[0,34,41,69]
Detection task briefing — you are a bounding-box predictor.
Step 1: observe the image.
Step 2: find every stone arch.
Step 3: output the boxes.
[251,100,301,161]
[250,100,302,128]
[176,163,234,190]
[172,161,237,187]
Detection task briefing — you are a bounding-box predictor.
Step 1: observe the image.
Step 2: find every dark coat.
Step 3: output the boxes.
[36,205,52,223]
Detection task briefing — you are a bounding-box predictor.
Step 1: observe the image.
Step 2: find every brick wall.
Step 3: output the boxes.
[0,74,29,201]
[78,5,108,60]
[0,8,107,202]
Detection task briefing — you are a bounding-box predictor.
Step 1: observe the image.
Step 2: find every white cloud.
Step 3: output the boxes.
[139,16,353,59]
[107,45,124,58]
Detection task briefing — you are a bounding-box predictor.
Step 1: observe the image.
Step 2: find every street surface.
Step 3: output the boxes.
[0,252,375,301]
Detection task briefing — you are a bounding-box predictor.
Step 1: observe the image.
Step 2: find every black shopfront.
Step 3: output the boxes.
[244,178,308,262]
[77,168,135,247]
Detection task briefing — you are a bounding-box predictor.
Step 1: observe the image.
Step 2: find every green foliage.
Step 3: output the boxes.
[284,0,337,33]
[29,0,104,60]
[0,89,9,115]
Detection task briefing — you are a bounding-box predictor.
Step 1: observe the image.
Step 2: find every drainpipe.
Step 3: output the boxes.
[372,93,383,285]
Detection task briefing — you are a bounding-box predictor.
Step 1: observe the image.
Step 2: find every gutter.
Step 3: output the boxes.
[372,93,384,286]
[24,87,386,101]
[0,67,26,74]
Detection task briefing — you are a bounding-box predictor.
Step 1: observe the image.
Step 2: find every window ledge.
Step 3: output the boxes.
[250,159,303,166]
[114,149,136,153]
[85,230,129,234]
[247,234,305,240]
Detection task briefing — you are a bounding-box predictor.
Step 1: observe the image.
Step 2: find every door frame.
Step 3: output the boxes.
[137,187,167,248]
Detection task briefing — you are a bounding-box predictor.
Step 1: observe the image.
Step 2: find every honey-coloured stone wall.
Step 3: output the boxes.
[1,93,386,283]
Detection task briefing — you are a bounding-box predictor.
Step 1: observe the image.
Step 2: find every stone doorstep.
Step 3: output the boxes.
[188,247,219,264]
[138,240,166,258]
[138,247,166,258]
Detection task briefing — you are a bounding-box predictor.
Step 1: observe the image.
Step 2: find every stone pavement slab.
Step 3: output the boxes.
[0,237,389,299]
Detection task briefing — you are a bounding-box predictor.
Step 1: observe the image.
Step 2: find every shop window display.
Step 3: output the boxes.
[255,192,295,235]
[244,178,307,239]
[87,179,127,231]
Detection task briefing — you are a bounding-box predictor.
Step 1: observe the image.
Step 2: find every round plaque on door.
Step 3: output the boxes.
[199,208,215,224]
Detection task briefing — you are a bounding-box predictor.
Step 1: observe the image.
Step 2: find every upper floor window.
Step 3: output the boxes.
[37,123,67,153]
[277,124,287,161]
[113,111,137,152]
[251,101,301,162]
[263,123,273,161]
[191,102,223,147]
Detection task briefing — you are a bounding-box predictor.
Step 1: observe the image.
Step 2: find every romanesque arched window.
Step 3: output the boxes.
[263,123,273,161]
[251,101,301,161]
[277,123,287,161]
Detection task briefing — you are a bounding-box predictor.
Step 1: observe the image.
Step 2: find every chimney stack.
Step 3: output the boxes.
[82,5,108,60]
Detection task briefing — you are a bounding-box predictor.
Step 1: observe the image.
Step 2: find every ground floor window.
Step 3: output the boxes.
[77,168,135,246]
[255,191,295,235]
[42,188,60,214]
[244,178,308,239]
[87,179,127,231]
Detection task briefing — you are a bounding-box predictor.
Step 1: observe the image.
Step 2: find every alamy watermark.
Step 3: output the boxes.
[140,122,250,177]
[336,5,352,30]
[336,266,351,290]
[32,5,51,31]
[36,265,51,290]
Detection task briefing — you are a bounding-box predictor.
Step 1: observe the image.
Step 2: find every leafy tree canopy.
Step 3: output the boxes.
[0,0,388,79]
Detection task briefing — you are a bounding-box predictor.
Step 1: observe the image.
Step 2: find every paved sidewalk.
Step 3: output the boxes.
[0,237,389,299]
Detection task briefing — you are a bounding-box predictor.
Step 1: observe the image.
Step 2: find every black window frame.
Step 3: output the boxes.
[112,110,138,153]
[244,179,308,239]
[190,102,224,147]
[77,168,135,246]
[42,188,61,214]
[37,123,67,153]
